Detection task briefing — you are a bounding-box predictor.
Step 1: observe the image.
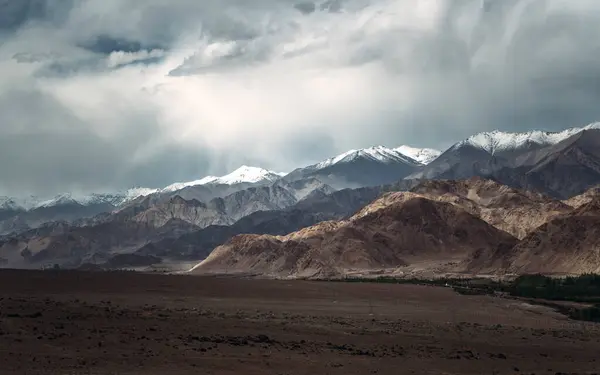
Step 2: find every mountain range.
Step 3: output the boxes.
[1,122,600,274]
[410,123,600,198]
[192,178,599,278]
[0,146,435,236]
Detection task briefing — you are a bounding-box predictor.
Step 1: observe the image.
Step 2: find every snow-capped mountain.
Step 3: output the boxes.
[407,122,600,184]
[162,166,285,192]
[284,145,424,189]
[36,194,80,208]
[454,123,600,155]
[0,166,286,215]
[310,145,442,171]
[2,123,598,215]
[314,146,420,169]
[29,192,137,210]
[395,146,441,165]
[215,165,286,184]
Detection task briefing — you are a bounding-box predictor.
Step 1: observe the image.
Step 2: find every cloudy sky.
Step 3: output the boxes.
[1,0,600,197]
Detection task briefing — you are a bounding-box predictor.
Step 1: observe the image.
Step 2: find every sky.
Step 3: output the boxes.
[2,0,600,197]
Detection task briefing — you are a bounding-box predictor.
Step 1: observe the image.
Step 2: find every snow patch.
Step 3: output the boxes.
[36,194,79,208]
[0,165,285,211]
[161,176,219,193]
[161,166,285,192]
[314,145,420,169]
[209,165,285,185]
[395,145,441,164]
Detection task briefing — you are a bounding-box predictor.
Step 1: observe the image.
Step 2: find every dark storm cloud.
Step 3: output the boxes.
[0,0,73,31]
[1,0,600,196]
[80,35,165,55]
[294,2,316,14]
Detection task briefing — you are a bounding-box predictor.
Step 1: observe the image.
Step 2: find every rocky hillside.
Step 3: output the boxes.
[192,191,518,278]
[193,180,600,279]
[0,183,311,268]
[468,194,600,276]
[133,180,421,261]
[409,178,572,239]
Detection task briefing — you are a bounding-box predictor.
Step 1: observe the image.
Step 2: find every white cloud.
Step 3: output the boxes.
[106,49,165,68]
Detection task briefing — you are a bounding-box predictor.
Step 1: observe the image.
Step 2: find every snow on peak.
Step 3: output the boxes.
[455,122,600,154]
[212,165,285,185]
[37,193,79,208]
[2,166,287,210]
[160,166,285,193]
[395,146,441,165]
[315,145,419,169]
[161,176,219,193]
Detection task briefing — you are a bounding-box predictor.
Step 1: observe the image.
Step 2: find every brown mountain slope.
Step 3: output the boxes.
[192,192,518,278]
[409,178,571,239]
[468,198,600,275]
[563,185,600,208]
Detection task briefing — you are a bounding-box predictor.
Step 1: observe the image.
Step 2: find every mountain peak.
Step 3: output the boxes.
[314,145,421,169]
[216,166,286,185]
[455,123,600,155]
[312,144,443,170]
[158,166,285,193]
[37,193,79,208]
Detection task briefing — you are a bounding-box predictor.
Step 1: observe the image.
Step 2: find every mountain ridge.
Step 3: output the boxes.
[2,123,600,273]
[191,179,600,279]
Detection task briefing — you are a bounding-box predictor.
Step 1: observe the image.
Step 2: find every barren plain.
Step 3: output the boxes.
[1,270,599,375]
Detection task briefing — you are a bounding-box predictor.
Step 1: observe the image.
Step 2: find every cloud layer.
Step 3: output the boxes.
[2,0,600,196]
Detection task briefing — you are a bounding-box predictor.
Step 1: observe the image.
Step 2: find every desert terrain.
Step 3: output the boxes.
[1,270,600,375]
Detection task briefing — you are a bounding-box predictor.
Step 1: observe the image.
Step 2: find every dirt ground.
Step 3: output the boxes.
[1,270,600,375]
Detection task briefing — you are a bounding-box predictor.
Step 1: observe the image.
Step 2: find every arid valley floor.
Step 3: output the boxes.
[1,271,600,374]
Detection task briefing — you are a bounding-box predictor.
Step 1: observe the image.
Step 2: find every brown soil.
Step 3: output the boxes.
[1,270,600,375]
